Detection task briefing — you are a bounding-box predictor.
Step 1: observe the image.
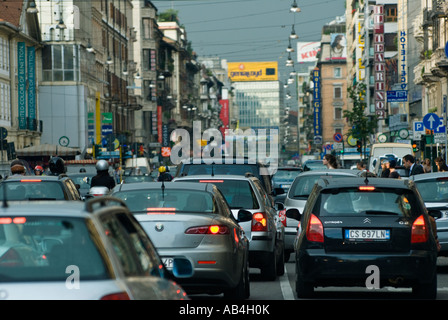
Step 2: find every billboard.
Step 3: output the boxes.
[296,42,321,63]
[228,62,278,82]
[329,33,347,60]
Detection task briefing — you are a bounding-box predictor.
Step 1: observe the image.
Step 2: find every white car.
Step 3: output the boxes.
[0,198,193,300]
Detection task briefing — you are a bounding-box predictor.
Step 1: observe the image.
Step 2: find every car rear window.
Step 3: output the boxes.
[0,181,66,200]
[290,175,353,198]
[0,216,108,282]
[273,170,301,180]
[414,178,448,202]
[313,188,422,218]
[113,189,216,213]
[179,179,259,209]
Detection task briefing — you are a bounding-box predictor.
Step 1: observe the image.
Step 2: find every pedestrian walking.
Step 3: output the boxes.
[323,154,338,169]
[388,159,400,179]
[402,154,424,176]
[435,157,448,172]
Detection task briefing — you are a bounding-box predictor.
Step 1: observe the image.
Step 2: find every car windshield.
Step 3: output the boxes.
[0,216,108,282]
[414,178,448,202]
[314,188,421,218]
[69,176,93,188]
[123,175,154,183]
[290,175,352,198]
[272,170,301,181]
[113,189,215,213]
[0,181,65,200]
[303,161,326,171]
[178,179,259,209]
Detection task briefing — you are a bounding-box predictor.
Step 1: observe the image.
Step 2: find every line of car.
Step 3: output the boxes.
[2,157,445,300]
[0,157,287,300]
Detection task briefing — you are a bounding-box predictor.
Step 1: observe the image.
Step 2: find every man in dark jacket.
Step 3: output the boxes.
[91,160,116,190]
[403,154,424,176]
[157,166,173,182]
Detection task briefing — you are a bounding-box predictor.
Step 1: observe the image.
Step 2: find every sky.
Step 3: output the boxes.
[151,0,346,81]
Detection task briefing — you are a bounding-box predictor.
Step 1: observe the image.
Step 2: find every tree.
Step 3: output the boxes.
[343,82,378,159]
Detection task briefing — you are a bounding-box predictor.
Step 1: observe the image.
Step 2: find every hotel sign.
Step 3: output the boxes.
[374,5,386,119]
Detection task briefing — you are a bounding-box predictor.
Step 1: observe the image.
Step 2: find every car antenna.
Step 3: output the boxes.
[2,182,7,208]
[211,163,214,177]
[161,180,165,201]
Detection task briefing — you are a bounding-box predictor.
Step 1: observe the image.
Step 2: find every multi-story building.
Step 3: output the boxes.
[315,18,350,153]
[0,1,42,166]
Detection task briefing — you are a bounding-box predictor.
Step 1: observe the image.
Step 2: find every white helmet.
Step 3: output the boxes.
[96,160,109,171]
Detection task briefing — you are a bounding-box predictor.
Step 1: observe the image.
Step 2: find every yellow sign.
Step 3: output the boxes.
[228,62,278,82]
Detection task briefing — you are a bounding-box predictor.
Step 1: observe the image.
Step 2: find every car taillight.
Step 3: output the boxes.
[100,292,131,300]
[278,209,287,227]
[411,215,428,243]
[252,212,268,231]
[0,249,23,267]
[306,214,324,243]
[185,225,230,235]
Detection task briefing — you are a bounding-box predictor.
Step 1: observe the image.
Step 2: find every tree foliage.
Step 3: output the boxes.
[343,82,378,157]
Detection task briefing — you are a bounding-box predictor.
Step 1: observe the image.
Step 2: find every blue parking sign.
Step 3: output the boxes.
[413,121,424,132]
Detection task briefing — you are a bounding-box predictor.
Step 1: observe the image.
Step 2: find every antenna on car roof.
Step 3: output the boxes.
[2,181,7,208]
[211,163,214,177]
[161,180,165,201]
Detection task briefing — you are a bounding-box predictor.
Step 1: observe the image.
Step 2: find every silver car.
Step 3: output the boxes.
[111,181,252,299]
[282,169,358,261]
[0,198,193,300]
[410,172,448,256]
[174,175,286,281]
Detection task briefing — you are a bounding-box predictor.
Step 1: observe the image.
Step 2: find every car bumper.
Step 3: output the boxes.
[157,248,245,293]
[297,249,437,287]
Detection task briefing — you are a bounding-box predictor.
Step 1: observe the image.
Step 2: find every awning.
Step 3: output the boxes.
[16,144,81,157]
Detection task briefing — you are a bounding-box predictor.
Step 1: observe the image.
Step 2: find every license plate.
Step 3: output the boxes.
[162,257,173,268]
[281,184,291,189]
[345,229,390,240]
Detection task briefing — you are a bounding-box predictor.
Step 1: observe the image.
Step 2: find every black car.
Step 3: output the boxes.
[0,174,82,201]
[286,177,440,299]
[175,157,276,197]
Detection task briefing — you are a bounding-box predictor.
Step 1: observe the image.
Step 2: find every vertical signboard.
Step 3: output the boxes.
[219,99,229,138]
[17,42,26,130]
[312,68,321,137]
[27,46,36,124]
[356,21,365,81]
[374,5,386,119]
[157,106,163,144]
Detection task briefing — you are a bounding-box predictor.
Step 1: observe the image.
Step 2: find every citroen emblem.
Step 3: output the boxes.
[363,218,371,224]
[155,223,164,232]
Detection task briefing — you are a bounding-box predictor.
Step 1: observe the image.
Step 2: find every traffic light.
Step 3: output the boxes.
[356,140,362,153]
[412,142,419,152]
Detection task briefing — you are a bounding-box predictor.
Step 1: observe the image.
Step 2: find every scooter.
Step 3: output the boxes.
[84,186,110,200]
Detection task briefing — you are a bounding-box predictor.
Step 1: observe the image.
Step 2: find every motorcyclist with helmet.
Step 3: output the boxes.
[34,165,44,176]
[157,165,173,182]
[91,160,116,190]
[48,157,66,176]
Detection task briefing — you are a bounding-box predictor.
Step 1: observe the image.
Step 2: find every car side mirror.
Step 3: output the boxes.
[271,187,285,196]
[286,208,301,221]
[237,209,253,223]
[428,209,442,220]
[275,202,284,211]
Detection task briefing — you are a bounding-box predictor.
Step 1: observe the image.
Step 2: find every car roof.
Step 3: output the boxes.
[296,169,358,177]
[113,181,215,193]
[180,157,266,165]
[174,174,257,182]
[0,201,88,217]
[4,175,68,181]
[316,176,413,189]
[409,172,448,181]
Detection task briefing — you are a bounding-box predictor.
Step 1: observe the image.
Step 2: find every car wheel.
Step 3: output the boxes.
[261,251,277,281]
[412,271,437,300]
[276,242,285,276]
[224,260,249,300]
[284,250,291,263]
[295,264,314,298]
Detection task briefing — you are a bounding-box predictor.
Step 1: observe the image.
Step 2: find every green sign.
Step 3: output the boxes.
[102,112,113,124]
